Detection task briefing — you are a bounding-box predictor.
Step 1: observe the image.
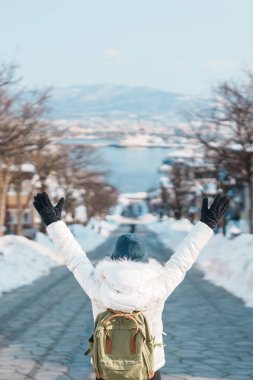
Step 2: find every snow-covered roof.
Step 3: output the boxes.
[121,192,148,200]
[165,148,203,159]
[9,163,35,173]
[21,163,35,172]
[160,176,173,188]
[209,141,253,152]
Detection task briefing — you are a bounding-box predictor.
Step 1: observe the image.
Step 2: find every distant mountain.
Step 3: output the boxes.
[50,84,197,120]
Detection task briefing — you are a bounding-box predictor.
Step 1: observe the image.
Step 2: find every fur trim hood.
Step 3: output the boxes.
[93,257,166,312]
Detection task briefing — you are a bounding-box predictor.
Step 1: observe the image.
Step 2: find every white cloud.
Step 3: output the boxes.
[101,48,128,65]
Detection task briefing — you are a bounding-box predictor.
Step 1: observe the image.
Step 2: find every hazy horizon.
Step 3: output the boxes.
[1,0,253,96]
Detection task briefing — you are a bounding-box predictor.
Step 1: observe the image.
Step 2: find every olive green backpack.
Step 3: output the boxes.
[85,308,155,380]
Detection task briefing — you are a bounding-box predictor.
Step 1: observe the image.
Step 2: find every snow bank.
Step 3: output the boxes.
[68,223,105,250]
[197,233,253,307]
[148,217,253,308]
[0,218,118,296]
[37,220,114,252]
[147,218,193,248]
[0,235,63,296]
[69,219,118,247]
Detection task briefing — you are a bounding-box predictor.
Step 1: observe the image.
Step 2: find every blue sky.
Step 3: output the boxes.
[1,0,253,94]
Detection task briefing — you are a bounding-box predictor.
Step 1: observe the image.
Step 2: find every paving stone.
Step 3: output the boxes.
[0,225,252,380]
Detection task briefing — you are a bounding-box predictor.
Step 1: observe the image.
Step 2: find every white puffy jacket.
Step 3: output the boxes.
[46,221,213,372]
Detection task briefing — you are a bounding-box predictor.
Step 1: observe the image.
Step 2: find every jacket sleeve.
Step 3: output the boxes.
[162,221,213,299]
[46,220,97,299]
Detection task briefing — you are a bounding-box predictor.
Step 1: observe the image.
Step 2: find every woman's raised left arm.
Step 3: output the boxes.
[33,192,97,298]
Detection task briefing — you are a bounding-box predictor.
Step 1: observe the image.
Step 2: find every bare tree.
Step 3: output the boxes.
[83,182,118,220]
[54,144,117,222]
[0,63,118,235]
[191,72,253,232]
[0,63,51,235]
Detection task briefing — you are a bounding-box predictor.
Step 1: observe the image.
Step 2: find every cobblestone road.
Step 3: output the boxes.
[0,225,253,380]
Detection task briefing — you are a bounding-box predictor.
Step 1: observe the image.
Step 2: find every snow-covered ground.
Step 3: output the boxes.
[0,219,118,296]
[147,217,253,308]
[197,233,253,307]
[147,217,193,248]
[0,234,62,296]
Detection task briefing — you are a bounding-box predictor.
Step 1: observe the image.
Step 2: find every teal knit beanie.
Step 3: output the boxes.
[111,233,149,263]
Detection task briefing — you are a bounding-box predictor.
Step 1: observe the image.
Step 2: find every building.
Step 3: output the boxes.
[5,164,38,237]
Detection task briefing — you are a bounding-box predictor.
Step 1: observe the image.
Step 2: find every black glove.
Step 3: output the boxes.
[33,192,65,226]
[200,194,230,230]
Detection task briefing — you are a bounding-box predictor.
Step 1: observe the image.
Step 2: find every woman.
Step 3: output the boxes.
[33,192,229,380]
